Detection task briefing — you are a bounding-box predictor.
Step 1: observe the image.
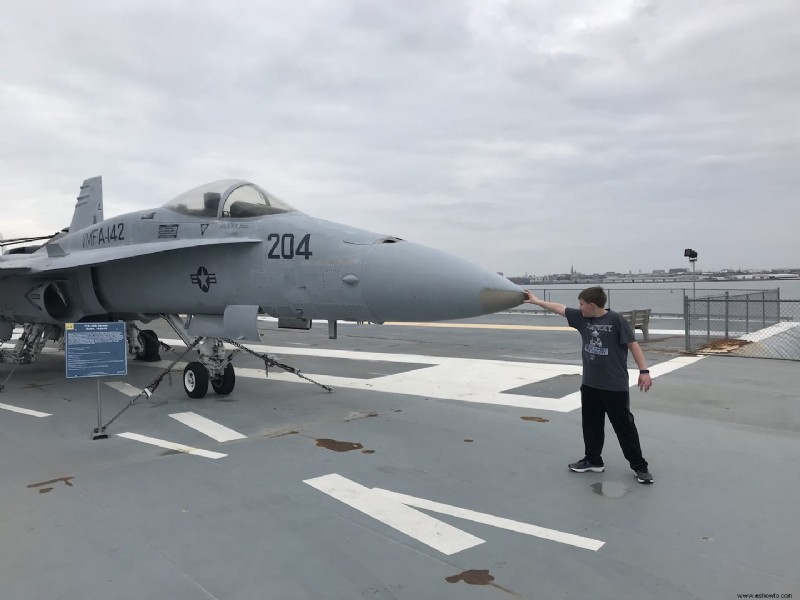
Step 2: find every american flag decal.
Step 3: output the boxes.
[158,224,179,238]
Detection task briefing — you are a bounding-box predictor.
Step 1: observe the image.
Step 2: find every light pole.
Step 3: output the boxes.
[684,248,698,297]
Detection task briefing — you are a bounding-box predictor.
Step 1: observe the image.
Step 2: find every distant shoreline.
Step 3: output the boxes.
[510,276,800,285]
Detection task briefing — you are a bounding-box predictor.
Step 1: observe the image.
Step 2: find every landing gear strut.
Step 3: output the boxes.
[157,315,237,399]
[126,324,162,362]
[180,338,236,399]
[0,323,63,365]
[158,314,330,400]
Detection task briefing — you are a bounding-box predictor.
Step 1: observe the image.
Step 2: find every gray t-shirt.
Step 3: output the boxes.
[565,308,635,391]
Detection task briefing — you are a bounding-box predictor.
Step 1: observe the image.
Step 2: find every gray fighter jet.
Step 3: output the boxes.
[1,177,524,398]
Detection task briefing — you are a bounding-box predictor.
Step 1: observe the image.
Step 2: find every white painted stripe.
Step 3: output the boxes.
[117,432,227,459]
[373,488,605,552]
[169,412,246,442]
[0,402,51,417]
[1,344,61,353]
[231,366,583,412]
[105,381,143,398]
[155,340,705,413]
[740,321,800,341]
[627,355,705,386]
[305,473,605,554]
[304,473,485,555]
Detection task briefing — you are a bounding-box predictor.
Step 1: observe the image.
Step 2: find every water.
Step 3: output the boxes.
[517,280,800,316]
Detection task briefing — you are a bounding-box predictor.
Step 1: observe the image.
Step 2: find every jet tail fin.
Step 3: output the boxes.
[69,176,104,232]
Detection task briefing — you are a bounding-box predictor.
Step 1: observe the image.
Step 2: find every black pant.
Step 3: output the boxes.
[581,385,648,471]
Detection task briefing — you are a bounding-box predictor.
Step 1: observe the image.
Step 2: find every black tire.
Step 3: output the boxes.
[211,363,236,395]
[136,329,161,362]
[183,362,209,398]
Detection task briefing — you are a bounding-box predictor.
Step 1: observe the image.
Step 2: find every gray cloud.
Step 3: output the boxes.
[1,0,798,274]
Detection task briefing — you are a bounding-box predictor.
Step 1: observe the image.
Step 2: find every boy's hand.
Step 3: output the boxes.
[638,373,652,392]
[523,290,539,304]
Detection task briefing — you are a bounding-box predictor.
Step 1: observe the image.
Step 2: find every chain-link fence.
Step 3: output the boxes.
[684,290,800,360]
[510,285,800,361]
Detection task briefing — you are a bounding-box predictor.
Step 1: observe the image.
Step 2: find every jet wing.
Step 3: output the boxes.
[0,261,32,276]
[0,237,261,275]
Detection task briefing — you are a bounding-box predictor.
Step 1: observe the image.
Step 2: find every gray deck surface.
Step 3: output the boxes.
[1,313,798,600]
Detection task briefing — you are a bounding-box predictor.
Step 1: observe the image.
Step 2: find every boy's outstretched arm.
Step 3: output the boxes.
[523,290,567,317]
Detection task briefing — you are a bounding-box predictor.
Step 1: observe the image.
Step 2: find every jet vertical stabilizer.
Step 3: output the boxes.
[70,176,104,232]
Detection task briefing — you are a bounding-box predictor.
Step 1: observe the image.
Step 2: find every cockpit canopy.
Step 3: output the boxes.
[162,180,297,218]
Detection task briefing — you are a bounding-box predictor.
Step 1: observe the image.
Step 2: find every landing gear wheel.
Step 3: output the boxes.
[136,329,161,362]
[211,363,236,395]
[183,362,209,398]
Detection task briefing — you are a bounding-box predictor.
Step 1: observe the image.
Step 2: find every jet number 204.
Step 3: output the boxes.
[267,233,312,259]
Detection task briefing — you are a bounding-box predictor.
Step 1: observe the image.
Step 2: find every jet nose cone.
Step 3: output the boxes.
[479,287,528,314]
[361,241,525,322]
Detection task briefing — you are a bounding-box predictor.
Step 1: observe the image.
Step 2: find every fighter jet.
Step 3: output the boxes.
[0,177,525,398]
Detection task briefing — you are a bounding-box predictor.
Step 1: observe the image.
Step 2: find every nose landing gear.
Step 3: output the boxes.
[183,362,210,398]
[157,314,330,400]
[181,339,236,399]
[211,363,236,395]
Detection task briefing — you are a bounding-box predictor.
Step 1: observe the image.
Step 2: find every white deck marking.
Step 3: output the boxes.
[304,473,484,555]
[117,432,227,459]
[157,340,704,412]
[305,473,605,554]
[740,321,800,341]
[0,402,51,417]
[105,381,143,397]
[169,412,246,442]
[373,488,605,552]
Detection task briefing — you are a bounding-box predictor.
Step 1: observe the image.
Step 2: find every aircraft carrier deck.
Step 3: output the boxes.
[1,313,798,599]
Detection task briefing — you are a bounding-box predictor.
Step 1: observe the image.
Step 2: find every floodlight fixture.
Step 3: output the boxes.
[684,248,698,298]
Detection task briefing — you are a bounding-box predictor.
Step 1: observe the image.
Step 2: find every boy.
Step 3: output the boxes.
[524,287,654,484]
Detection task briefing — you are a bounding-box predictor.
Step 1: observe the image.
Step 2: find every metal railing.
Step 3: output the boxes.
[508,285,800,361]
[512,287,774,317]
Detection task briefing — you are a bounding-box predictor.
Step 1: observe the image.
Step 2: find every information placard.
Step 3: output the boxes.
[65,322,128,379]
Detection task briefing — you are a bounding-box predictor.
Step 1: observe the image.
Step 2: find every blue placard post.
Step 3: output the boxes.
[65,322,128,439]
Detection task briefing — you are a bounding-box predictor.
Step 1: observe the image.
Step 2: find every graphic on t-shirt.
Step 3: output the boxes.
[584,325,610,357]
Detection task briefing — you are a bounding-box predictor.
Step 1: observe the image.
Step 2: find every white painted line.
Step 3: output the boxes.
[557,356,707,406]
[0,402,51,417]
[373,488,605,552]
[627,355,705,387]
[169,412,247,442]
[117,432,227,459]
[740,321,800,341]
[105,381,143,398]
[158,338,582,412]
[304,473,484,555]
[0,344,61,353]
[155,340,705,413]
[305,473,605,554]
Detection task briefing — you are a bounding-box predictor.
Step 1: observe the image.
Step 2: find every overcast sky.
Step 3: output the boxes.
[1,0,798,275]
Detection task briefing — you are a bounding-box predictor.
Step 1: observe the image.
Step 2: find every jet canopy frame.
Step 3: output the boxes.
[162,180,297,219]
